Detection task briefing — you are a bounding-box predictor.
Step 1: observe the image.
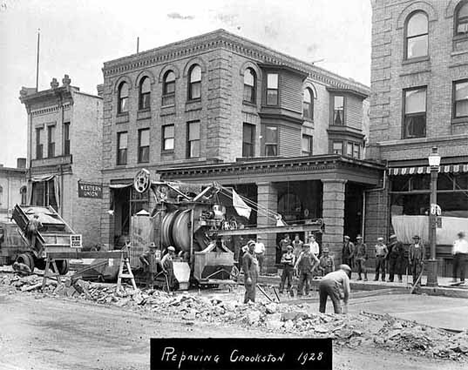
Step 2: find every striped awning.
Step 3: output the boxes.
[389,164,468,176]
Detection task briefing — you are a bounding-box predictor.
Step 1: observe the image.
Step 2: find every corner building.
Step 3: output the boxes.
[101,30,384,270]
[20,76,103,248]
[369,0,468,274]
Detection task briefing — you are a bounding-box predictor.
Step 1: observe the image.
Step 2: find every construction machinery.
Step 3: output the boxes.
[0,205,80,275]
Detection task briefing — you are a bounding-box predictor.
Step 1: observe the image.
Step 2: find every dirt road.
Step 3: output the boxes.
[0,287,466,370]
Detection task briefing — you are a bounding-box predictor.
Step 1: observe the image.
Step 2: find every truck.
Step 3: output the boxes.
[0,204,78,275]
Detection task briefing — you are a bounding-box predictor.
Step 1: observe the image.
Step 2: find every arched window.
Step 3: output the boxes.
[243,68,256,103]
[118,82,129,113]
[162,71,176,106]
[456,2,468,35]
[20,186,27,205]
[405,12,428,59]
[188,65,201,100]
[303,88,314,120]
[139,77,151,110]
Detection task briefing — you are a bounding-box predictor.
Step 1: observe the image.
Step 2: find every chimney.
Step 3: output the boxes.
[62,74,71,87]
[17,158,26,169]
[97,84,104,97]
[50,78,59,89]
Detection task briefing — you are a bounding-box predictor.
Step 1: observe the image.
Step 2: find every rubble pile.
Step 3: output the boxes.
[1,271,468,361]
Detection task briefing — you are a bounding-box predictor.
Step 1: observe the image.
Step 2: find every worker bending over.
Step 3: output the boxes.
[318,264,351,314]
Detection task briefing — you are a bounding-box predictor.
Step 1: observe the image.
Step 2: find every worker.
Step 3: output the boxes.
[354,235,368,281]
[139,242,158,280]
[387,234,405,283]
[318,247,335,276]
[409,235,426,288]
[294,243,319,296]
[161,246,177,290]
[279,245,295,294]
[342,235,354,278]
[26,214,43,252]
[277,233,291,264]
[374,237,388,282]
[291,233,304,259]
[242,240,259,303]
[452,231,468,284]
[254,236,266,275]
[309,234,320,258]
[318,264,351,314]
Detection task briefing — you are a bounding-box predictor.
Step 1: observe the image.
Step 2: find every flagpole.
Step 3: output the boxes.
[35,29,40,91]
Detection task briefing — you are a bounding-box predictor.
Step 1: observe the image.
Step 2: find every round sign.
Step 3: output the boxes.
[134,169,151,193]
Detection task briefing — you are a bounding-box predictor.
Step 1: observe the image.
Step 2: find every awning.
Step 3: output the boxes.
[389,164,468,176]
[109,183,132,189]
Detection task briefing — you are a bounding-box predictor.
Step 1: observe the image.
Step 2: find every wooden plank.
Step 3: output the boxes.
[46,251,123,259]
[211,223,324,237]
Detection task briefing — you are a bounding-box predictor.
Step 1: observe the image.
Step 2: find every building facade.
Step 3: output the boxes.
[369,0,468,274]
[0,159,27,221]
[19,75,103,248]
[100,30,384,269]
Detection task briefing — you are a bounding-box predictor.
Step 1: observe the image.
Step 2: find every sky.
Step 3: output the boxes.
[0,0,372,168]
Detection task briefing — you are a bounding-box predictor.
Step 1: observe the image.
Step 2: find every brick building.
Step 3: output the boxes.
[368,0,468,274]
[19,75,103,248]
[0,159,27,221]
[100,29,384,269]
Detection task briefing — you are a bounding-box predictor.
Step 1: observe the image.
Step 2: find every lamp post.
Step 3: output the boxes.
[427,147,441,287]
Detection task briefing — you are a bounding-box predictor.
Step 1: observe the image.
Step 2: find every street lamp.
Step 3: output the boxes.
[427,147,441,287]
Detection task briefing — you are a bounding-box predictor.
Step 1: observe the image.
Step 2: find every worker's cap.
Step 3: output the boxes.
[339,264,351,272]
[389,234,397,240]
[377,237,384,241]
[356,235,363,240]
[412,235,420,240]
[458,231,465,238]
[287,245,293,250]
[344,235,350,240]
[323,247,330,253]
[247,240,256,247]
[167,246,176,252]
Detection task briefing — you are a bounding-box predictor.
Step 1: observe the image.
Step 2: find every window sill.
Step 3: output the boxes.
[116,163,127,167]
[303,118,314,123]
[452,117,468,125]
[402,56,429,65]
[137,110,151,121]
[137,108,151,113]
[161,150,174,155]
[243,101,258,108]
[116,113,129,124]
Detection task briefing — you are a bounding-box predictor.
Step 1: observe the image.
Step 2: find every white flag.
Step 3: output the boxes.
[232,189,251,219]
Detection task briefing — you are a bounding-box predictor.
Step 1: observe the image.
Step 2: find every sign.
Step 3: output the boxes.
[78,182,103,198]
[436,217,442,228]
[430,203,441,216]
[70,234,82,248]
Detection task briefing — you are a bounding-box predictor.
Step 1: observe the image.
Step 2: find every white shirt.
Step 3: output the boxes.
[254,242,265,254]
[309,241,320,255]
[453,238,468,254]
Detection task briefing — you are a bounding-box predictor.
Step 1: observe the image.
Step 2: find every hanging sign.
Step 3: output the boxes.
[78,182,103,198]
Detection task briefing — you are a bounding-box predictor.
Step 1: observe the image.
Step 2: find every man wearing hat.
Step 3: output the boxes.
[254,236,266,275]
[318,264,351,314]
[294,243,319,296]
[409,235,426,287]
[139,242,159,282]
[318,246,335,276]
[354,235,368,281]
[279,245,296,294]
[243,240,259,303]
[342,236,355,278]
[161,246,177,289]
[387,234,405,283]
[452,231,468,284]
[374,237,388,282]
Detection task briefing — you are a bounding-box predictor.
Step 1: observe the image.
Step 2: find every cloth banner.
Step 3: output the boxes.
[232,189,251,219]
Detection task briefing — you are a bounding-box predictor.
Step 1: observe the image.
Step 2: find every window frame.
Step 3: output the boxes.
[138,128,150,163]
[301,134,313,156]
[162,71,176,107]
[63,122,70,156]
[36,127,43,160]
[118,82,129,114]
[266,73,279,106]
[117,131,128,165]
[187,121,201,158]
[162,124,175,152]
[242,123,255,157]
[455,1,468,36]
[188,65,202,101]
[303,88,314,121]
[332,141,343,155]
[264,125,278,157]
[404,11,429,61]
[332,95,345,125]
[138,77,151,111]
[20,186,27,206]
[402,86,427,139]
[243,68,257,104]
[453,79,468,120]
[47,125,55,158]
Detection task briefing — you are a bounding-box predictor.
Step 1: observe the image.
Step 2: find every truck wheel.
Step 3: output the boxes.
[16,253,35,273]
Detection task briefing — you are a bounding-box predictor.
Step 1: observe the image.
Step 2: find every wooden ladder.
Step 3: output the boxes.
[116,252,137,292]
[42,256,62,289]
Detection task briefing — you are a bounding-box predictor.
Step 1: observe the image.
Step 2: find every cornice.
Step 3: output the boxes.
[103,29,369,96]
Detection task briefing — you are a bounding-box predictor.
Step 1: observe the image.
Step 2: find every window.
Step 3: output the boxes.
[188,65,201,100]
[303,88,314,120]
[36,127,43,160]
[138,129,150,163]
[187,121,200,158]
[456,2,468,35]
[404,87,426,138]
[454,80,468,118]
[265,126,278,156]
[162,125,174,151]
[346,142,353,156]
[162,71,176,106]
[333,96,345,125]
[47,126,55,158]
[302,134,313,156]
[243,68,256,103]
[353,143,360,159]
[266,73,278,105]
[332,141,343,155]
[139,77,151,110]
[20,186,27,205]
[242,123,255,157]
[0,186,2,206]
[118,82,129,113]
[63,122,70,155]
[117,132,128,165]
[31,179,57,210]
[405,12,428,59]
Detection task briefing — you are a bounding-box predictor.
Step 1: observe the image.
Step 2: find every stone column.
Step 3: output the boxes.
[321,179,347,264]
[257,182,278,273]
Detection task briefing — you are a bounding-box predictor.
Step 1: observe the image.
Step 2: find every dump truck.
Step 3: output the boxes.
[0,205,79,275]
